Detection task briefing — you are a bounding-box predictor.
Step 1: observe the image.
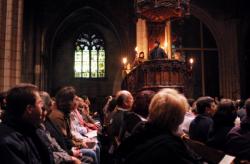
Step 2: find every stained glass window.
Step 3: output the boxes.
[74,32,106,78]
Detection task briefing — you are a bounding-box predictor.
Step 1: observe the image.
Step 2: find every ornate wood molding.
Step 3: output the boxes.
[135,0,190,22]
[121,59,188,94]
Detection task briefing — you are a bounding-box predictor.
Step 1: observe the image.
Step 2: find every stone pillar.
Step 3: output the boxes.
[165,20,172,59]
[191,5,241,99]
[136,18,148,59]
[217,20,241,99]
[16,0,23,85]
[0,0,7,90]
[0,0,23,91]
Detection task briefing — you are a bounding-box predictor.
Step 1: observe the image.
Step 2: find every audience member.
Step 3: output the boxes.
[118,90,155,141]
[236,99,246,121]
[116,88,202,164]
[225,98,250,161]
[178,98,197,136]
[71,96,90,137]
[5,83,248,164]
[0,91,7,122]
[48,86,99,164]
[107,90,134,153]
[39,91,83,164]
[132,90,156,119]
[189,96,216,143]
[102,96,116,127]
[207,99,237,151]
[77,97,100,130]
[0,83,54,164]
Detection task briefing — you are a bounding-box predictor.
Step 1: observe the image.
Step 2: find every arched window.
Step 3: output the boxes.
[171,15,218,98]
[74,32,105,78]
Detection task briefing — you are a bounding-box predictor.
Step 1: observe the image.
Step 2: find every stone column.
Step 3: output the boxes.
[165,20,171,59]
[0,0,23,91]
[0,0,7,90]
[191,4,241,99]
[217,20,241,99]
[136,18,148,59]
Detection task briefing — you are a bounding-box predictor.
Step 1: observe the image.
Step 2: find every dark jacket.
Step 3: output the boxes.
[116,122,203,164]
[207,114,235,151]
[119,112,144,142]
[149,47,167,60]
[45,116,73,155]
[107,108,130,143]
[189,114,213,143]
[0,115,54,164]
[48,109,75,152]
[36,125,73,164]
[44,117,94,164]
[207,126,233,151]
[225,117,250,160]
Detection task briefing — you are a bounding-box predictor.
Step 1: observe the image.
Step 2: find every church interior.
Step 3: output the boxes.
[1,0,250,163]
[1,0,250,102]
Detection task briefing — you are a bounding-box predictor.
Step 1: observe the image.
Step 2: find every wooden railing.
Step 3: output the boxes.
[121,59,187,94]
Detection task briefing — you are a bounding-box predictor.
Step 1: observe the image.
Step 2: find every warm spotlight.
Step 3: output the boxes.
[189,58,194,64]
[122,57,127,65]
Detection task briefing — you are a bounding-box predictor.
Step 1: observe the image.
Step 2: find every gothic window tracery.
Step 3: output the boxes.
[74,32,106,78]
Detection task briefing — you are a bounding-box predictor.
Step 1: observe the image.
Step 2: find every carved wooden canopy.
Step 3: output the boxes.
[135,0,190,22]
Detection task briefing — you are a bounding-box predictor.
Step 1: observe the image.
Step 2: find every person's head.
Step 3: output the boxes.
[139,51,144,59]
[0,91,7,111]
[245,98,250,117]
[235,99,245,110]
[107,98,117,113]
[40,91,53,121]
[82,95,91,106]
[116,90,134,110]
[148,88,188,133]
[154,40,160,48]
[55,86,77,114]
[187,98,195,112]
[74,96,82,109]
[6,83,44,128]
[77,96,89,115]
[213,99,237,126]
[196,96,216,116]
[131,90,156,118]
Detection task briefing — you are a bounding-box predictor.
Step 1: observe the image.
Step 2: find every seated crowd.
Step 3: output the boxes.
[0,83,250,164]
[0,84,101,164]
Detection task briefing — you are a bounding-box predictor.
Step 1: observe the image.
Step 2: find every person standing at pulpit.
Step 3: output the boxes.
[149,41,168,60]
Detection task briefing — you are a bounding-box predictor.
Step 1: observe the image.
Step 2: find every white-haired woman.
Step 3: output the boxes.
[116,88,203,164]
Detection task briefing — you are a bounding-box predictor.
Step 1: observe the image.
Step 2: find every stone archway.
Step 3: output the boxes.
[241,25,250,99]
[190,4,241,99]
[45,6,125,97]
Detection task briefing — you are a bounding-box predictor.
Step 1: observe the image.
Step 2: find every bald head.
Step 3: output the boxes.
[115,90,134,110]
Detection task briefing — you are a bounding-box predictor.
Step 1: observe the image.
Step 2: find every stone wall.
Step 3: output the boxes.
[0,0,23,91]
